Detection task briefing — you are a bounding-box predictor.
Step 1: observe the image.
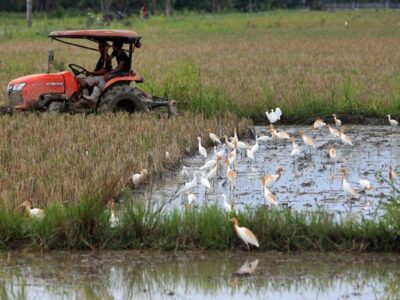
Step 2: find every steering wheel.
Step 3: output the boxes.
[68,64,89,76]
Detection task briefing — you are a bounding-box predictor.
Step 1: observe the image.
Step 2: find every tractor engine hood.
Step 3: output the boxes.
[7,71,75,109]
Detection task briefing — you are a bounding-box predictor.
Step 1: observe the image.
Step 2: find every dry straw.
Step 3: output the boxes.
[0,112,251,209]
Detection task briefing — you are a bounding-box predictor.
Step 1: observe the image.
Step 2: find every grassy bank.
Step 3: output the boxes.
[1,11,400,121]
[1,194,400,251]
[0,112,251,209]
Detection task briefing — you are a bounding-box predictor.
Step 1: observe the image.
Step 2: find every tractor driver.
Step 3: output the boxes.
[104,39,131,81]
[79,41,112,103]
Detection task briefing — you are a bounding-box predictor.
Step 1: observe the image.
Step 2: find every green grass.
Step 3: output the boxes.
[1,194,400,251]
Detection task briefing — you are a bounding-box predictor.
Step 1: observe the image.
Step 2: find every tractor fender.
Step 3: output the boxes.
[103,74,144,90]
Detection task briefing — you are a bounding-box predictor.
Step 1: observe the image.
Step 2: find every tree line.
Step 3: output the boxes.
[2,0,399,14]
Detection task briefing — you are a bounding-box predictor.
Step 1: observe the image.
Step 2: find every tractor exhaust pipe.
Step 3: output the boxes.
[48,50,54,73]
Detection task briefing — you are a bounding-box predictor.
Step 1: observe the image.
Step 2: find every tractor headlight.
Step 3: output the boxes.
[12,83,26,91]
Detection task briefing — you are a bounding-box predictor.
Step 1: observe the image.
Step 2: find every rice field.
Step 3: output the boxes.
[0,112,250,209]
[0,11,399,250]
[1,11,400,120]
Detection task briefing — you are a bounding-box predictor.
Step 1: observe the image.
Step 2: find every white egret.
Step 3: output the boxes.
[19,200,45,220]
[231,217,260,250]
[197,137,207,158]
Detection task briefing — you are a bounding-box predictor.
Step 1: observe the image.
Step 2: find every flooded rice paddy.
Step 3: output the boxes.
[1,251,399,300]
[136,125,399,217]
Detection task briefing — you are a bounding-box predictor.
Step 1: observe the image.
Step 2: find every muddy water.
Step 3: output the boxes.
[137,125,399,216]
[0,251,399,300]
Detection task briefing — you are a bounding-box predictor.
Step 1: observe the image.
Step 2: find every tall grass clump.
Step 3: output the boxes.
[1,196,400,251]
[144,60,233,117]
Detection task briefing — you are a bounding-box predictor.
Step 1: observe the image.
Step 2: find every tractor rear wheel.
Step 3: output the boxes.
[96,85,146,113]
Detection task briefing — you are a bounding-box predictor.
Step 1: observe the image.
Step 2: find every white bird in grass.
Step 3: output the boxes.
[359,179,374,191]
[197,137,207,158]
[290,136,300,157]
[109,200,119,228]
[208,129,222,144]
[131,169,148,186]
[344,20,349,28]
[387,115,398,127]
[186,193,196,208]
[221,194,232,213]
[19,200,45,220]
[263,186,278,206]
[265,107,282,124]
[341,168,359,199]
[177,171,200,195]
[339,126,353,146]
[313,118,326,130]
[231,217,260,250]
[332,114,342,127]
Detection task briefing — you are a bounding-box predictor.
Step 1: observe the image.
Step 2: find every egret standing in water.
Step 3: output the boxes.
[290,136,300,157]
[197,137,207,158]
[230,217,260,250]
[329,145,337,160]
[339,126,353,146]
[387,115,398,127]
[341,168,359,200]
[332,114,342,127]
[389,165,397,183]
[313,118,326,130]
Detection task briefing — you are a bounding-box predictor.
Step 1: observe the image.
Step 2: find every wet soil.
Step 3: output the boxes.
[135,125,399,216]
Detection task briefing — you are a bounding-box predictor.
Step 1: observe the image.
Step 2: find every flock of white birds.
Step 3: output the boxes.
[176,110,398,210]
[166,109,398,248]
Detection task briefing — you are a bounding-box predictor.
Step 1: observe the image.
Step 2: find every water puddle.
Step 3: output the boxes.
[136,125,399,216]
[1,251,399,299]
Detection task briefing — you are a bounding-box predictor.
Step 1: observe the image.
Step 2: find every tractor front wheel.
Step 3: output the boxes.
[96,85,146,113]
[48,101,64,113]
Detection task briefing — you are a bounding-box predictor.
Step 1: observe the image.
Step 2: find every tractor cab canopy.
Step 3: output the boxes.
[48,30,142,73]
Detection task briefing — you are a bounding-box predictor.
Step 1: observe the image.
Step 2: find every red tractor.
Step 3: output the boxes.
[4,30,178,116]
